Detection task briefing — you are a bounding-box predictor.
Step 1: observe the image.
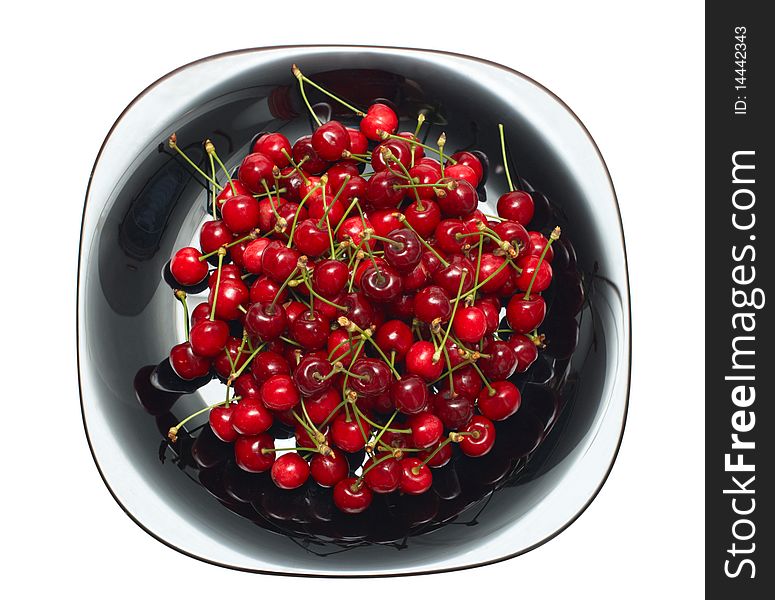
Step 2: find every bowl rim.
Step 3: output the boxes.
[76,43,631,577]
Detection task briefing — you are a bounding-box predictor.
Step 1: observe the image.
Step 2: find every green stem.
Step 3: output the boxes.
[209,250,226,321]
[293,65,365,116]
[523,226,561,300]
[498,123,515,192]
[175,290,190,341]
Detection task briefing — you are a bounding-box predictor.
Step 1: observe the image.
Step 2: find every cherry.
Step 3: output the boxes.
[371,139,412,172]
[507,334,539,373]
[294,421,325,449]
[271,453,310,489]
[445,163,478,188]
[404,199,441,238]
[497,190,535,225]
[391,374,429,414]
[506,293,547,333]
[409,413,443,448]
[232,373,261,402]
[338,292,375,329]
[451,306,487,343]
[327,329,355,366]
[360,103,398,141]
[249,275,286,304]
[348,358,392,397]
[234,433,275,472]
[208,278,249,321]
[330,413,368,452]
[261,241,300,283]
[346,127,368,155]
[478,381,521,421]
[312,259,349,298]
[353,256,386,287]
[253,132,291,167]
[479,339,518,380]
[170,247,208,286]
[397,131,424,162]
[191,302,212,327]
[476,254,510,293]
[292,135,328,175]
[399,458,432,495]
[336,215,375,249]
[214,337,250,378]
[290,311,330,350]
[241,238,271,274]
[382,228,422,272]
[492,220,530,253]
[434,219,467,254]
[260,374,299,411]
[232,398,274,434]
[528,231,554,261]
[333,477,373,513]
[405,341,443,381]
[169,342,211,380]
[514,255,553,293]
[221,195,260,233]
[360,265,403,303]
[363,454,401,493]
[402,260,430,291]
[257,196,288,232]
[199,220,233,256]
[367,209,402,238]
[449,151,483,184]
[432,255,474,297]
[238,152,276,194]
[433,393,474,430]
[436,179,477,217]
[418,439,453,468]
[366,170,405,209]
[375,320,413,360]
[189,319,229,357]
[413,285,451,324]
[293,354,334,396]
[207,263,241,288]
[294,219,330,256]
[458,415,496,457]
[305,388,342,425]
[310,452,349,487]
[408,162,442,202]
[245,302,287,341]
[215,179,251,208]
[311,120,350,161]
[444,365,483,399]
[475,298,500,335]
[209,404,238,442]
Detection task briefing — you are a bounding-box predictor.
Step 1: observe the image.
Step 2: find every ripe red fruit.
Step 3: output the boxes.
[399,457,432,495]
[310,452,349,487]
[409,413,444,448]
[209,404,238,442]
[360,103,398,141]
[271,453,310,489]
[169,342,210,380]
[170,247,208,286]
[451,306,487,343]
[253,132,291,167]
[231,398,274,435]
[333,478,373,513]
[189,319,229,357]
[405,341,444,381]
[221,195,260,233]
[391,374,429,414]
[506,293,547,333]
[478,381,521,421]
[238,152,276,194]
[260,374,299,411]
[363,454,401,493]
[234,433,275,472]
[497,190,535,225]
[514,255,553,293]
[312,120,350,161]
[459,415,496,457]
[208,278,249,321]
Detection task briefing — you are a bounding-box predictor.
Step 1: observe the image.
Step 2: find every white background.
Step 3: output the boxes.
[1,0,704,596]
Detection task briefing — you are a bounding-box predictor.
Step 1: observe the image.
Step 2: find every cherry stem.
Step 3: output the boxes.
[316,174,349,228]
[341,151,370,165]
[209,249,226,321]
[356,452,395,484]
[343,318,401,379]
[280,149,310,184]
[367,232,403,249]
[463,255,511,298]
[228,342,267,381]
[334,197,360,236]
[354,403,410,434]
[319,398,349,429]
[434,269,469,363]
[286,180,324,247]
[410,113,425,169]
[380,132,457,164]
[205,140,236,195]
[253,187,287,199]
[261,180,285,230]
[440,338,455,394]
[327,334,359,361]
[341,336,367,393]
[420,436,454,467]
[174,290,190,342]
[394,213,450,267]
[296,76,322,127]
[300,268,347,310]
[430,358,473,386]
[199,231,258,260]
[470,360,495,395]
[437,133,447,178]
[523,226,561,300]
[167,397,232,442]
[498,123,518,192]
[291,409,322,442]
[279,335,302,347]
[270,266,299,309]
[471,236,485,299]
[350,404,372,448]
[208,152,218,219]
[370,410,399,453]
[292,64,366,117]
[168,134,223,190]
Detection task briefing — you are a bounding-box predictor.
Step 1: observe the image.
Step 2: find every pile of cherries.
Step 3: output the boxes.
[163,65,561,515]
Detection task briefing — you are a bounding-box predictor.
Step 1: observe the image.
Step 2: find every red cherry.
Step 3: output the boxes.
[360,103,398,141]
[327,329,355,367]
[199,220,233,256]
[363,454,401,493]
[479,340,519,380]
[366,170,405,209]
[294,219,330,257]
[449,151,483,184]
[528,231,555,261]
[507,334,539,373]
[475,298,500,335]
[245,302,287,342]
[402,260,430,292]
[413,285,451,324]
[249,276,286,304]
[253,132,291,167]
[312,120,351,161]
[375,320,413,360]
[382,228,422,273]
[214,337,250,378]
[445,163,478,187]
[432,255,475,297]
[433,393,474,430]
[336,215,375,249]
[209,404,238,442]
[207,264,241,289]
[405,341,443,381]
[346,127,368,155]
[360,265,403,303]
[221,195,260,233]
[478,381,521,421]
[250,350,290,383]
[459,415,496,457]
[261,241,300,283]
[391,374,429,415]
[368,209,402,238]
[310,452,349,487]
[330,413,369,452]
[333,477,373,513]
[514,255,553,293]
[492,220,530,253]
[169,342,211,380]
[434,219,467,254]
[271,453,310,489]
[215,179,251,209]
[234,433,275,472]
[418,439,453,468]
[312,259,349,298]
[238,152,276,194]
[257,196,288,232]
[289,311,330,350]
[348,358,392,398]
[191,302,212,327]
[409,413,443,448]
[404,200,441,238]
[408,163,442,202]
[259,374,299,411]
[292,135,328,175]
[371,139,412,172]
[451,306,486,343]
[170,247,208,286]
[506,293,547,333]
[241,238,271,274]
[208,278,249,321]
[399,457,432,495]
[305,388,342,425]
[189,319,229,357]
[232,398,274,435]
[397,131,424,161]
[497,190,535,225]
[436,179,478,217]
[476,254,510,293]
[232,373,261,402]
